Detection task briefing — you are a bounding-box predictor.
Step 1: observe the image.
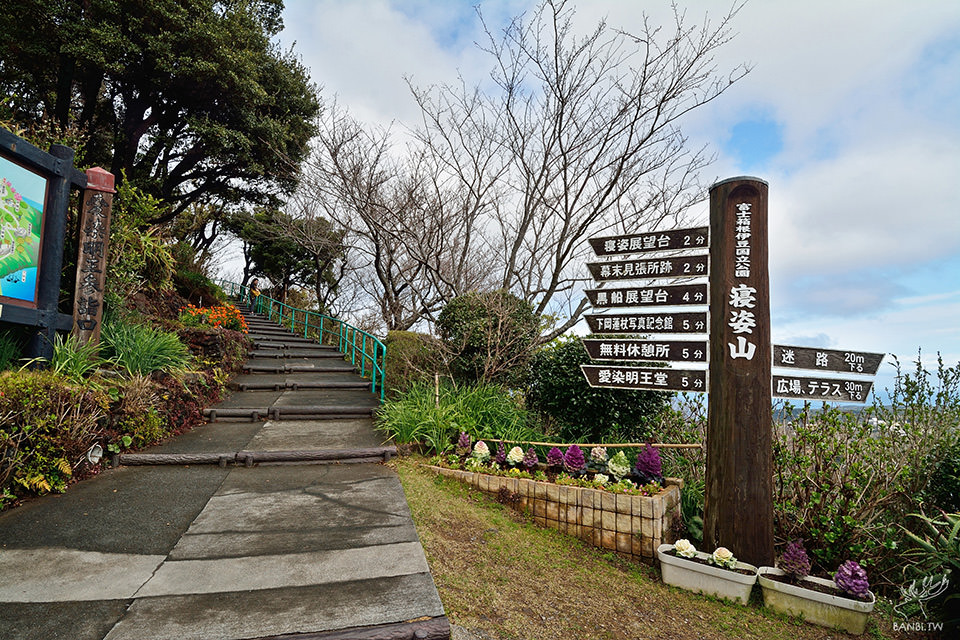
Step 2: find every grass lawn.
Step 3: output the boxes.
[395,457,917,640]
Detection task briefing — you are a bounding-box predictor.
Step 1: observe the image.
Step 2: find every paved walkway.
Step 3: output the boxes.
[0,308,449,640]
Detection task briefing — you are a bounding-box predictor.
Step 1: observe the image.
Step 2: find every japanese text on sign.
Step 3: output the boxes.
[582,339,708,363]
[581,364,707,392]
[586,255,708,282]
[586,312,707,334]
[589,227,709,256]
[772,375,873,403]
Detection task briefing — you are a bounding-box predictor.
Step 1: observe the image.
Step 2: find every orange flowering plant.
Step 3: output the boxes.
[179,303,248,333]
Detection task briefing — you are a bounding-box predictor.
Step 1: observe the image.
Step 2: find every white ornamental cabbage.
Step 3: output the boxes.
[472,440,490,462]
[674,539,697,558]
[506,446,525,466]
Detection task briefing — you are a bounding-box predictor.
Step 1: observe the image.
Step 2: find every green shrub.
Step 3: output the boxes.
[377,382,543,453]
[526,335,671,442]
[924,439,960,512]
[436,290,541,386]
[101,321,191,376]
[384,330,445,397]
[773,353,960,590]
[170,241,226,306]
[0,370,108,496]
[106,179,175,297]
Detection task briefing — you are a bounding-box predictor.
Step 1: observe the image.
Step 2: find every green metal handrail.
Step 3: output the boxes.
[217,279,386,401]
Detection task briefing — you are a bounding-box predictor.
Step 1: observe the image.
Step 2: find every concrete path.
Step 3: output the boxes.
[0,308,449,640]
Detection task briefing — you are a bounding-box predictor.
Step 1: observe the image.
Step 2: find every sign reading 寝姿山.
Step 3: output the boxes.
[0,155,48,306]
[588,227,708,256]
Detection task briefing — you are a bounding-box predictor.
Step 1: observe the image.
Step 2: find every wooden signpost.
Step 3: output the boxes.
[579,175,885,567]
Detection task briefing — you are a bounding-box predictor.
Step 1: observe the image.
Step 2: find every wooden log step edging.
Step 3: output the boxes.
[235,381,371,392]
[204,406,377,421]
[116,446,397,467]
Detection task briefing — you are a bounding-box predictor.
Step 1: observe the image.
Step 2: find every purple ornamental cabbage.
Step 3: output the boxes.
[494,441,507,465]
[546,447,564,468]
[456,432,472,456]
[834,560,870,598]
[563,445,587,473]
[522,447,539,470]
[635,444,662,478]
[779,540,811,580]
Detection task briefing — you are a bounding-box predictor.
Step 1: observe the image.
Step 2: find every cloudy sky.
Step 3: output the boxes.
[276,0,960,398]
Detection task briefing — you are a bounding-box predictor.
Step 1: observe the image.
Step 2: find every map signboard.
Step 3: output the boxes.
[0,155,48,306]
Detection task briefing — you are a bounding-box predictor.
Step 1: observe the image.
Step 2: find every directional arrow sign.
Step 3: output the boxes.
[586,283,707,308]
[585,312,707,335]
[583,339,708,363]
[589,226,709,256]
[772,345,884,375]
[581,364,707,392]
[587,255,709,282]
[772,375,874,404]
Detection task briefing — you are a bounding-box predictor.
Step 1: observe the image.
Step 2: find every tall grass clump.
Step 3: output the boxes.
[50,333,108,383]
[377,382,542,453]
[101,321,191,376]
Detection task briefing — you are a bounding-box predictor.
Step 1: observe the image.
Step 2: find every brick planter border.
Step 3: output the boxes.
[427,465,682,564]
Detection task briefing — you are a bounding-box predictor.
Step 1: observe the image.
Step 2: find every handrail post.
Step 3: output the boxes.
[360,334,367,376]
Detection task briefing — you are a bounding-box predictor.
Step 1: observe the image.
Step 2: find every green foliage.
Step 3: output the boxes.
[170,242,226,306]
[0,332,22,370]
[107,180,176,297]
[0,370,108,496]
[526,336,671,442]
[101,321,191,376]
[0,0,320,216]
[924,438,960,512]
[383,330,444,397]
[901,511,960,622]
[436,290,541,386]
[773,353,960,589]
[50,333,107,383]
[377,382,543,454]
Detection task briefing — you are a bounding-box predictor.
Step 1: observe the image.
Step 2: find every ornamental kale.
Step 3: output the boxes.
[494,441,507,465]
[546,447,564,468]
[506,446,525,466]
[563,445,586,473]
[456,432,471,456]
[607,450,630,480]
[472,440,490,462]
[834,560,870,598]
[523,447,539,470]
[780,539,811,580]
[634,444,662,482]
[590,446,608,464]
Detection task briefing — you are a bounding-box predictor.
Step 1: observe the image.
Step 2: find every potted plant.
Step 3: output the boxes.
[757,540,875,635]
[657,539,758,604]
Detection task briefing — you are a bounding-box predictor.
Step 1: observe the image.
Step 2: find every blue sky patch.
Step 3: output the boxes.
[725,115,784,171]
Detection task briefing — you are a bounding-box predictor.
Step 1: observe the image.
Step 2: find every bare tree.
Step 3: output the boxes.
[300,103,494,332]
[411,0,749,339]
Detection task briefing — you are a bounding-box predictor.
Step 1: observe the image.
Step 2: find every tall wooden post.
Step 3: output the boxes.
[704,177,774,567]
[72,167,115,345]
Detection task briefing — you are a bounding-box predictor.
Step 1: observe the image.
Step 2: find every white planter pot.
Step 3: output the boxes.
[657,543,758,605]
[758,567,875,635]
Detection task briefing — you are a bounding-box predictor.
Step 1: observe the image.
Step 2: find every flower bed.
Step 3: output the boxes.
[428,464,682,564]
